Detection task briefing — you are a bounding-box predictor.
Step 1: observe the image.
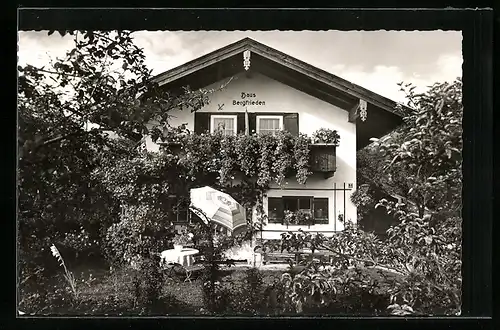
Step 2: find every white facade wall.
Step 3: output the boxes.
[146,72,357,238]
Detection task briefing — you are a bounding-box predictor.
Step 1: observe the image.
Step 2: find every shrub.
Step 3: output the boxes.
[201,276,230,314]
[103,205,175,266]
[131,254,164,314]
[225,268,266,315]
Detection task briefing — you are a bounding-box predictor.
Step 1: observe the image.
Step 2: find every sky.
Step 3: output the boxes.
[18,30,462,103]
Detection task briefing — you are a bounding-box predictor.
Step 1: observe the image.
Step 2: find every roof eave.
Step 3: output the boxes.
[151,37,410,118]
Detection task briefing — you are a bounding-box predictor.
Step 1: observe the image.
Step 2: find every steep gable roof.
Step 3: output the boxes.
[152,37,408,149]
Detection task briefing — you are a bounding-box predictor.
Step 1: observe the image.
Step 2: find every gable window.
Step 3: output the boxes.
[267,196,329,225]
[210,115,237,136]
[256,115,283,135]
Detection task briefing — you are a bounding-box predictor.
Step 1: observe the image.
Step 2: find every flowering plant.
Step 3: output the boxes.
[50,244,78,298]
[172,229,193,246]
[312,128,340,146]
[284,210,312,225]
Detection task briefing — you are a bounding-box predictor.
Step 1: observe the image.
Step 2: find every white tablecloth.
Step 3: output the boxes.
[160,248,199,267]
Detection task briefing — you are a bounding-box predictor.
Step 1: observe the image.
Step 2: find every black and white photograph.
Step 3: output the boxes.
[17,28,463,316]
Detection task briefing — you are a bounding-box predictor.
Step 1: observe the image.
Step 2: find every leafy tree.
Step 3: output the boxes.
[17,31,209,279]
[276,79,463,316]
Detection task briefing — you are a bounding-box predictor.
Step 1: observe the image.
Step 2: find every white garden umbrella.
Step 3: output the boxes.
[189,186,246,232]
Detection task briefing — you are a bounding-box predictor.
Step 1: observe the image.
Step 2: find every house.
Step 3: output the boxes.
[144,37,403,240]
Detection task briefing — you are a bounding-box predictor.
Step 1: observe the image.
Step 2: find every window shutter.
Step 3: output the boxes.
[248,113,257,134]
[194,112,210,134]
[236,113,246,134]
[283,113,299,135]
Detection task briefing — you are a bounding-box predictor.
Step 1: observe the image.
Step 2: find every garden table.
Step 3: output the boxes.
[160,247,199,268]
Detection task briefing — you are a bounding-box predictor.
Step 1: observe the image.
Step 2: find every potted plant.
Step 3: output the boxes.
[311,128,340,146]
[295,210,312,225]
[172,229,192,251]
[284,210,312,226]
[283,210,295,226]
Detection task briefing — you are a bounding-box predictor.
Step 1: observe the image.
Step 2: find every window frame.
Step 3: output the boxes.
[256,115,283,135]
[210,114,238,135]
[267,196,330,225]
[312,198,329,225]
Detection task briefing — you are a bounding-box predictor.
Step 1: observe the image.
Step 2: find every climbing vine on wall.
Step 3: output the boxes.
[162,129,314,194]
[99,127,337,262]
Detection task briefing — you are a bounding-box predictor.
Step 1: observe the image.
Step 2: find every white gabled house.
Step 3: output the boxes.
[144,37,403,240]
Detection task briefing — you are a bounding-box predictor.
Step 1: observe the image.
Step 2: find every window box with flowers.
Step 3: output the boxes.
[283,210,313,227]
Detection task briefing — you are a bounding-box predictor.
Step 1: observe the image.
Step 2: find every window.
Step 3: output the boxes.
[283,197,312,215]
[210,115,237,136]
[313,198,329,224]
[267,196,329,225]
[256,115,283,135]
[166,196,190,223]
[268,197,284,223]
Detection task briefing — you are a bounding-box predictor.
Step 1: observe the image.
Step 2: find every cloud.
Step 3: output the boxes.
[333,65,405,102]
[132,31,195,74]
[435,53,462,81]
[18,31,74,67]
[17,30,462,103]
[333,56,462,103]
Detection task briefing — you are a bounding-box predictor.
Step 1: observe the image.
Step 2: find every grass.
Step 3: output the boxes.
[160,266,285,314]
[20,262,401,316]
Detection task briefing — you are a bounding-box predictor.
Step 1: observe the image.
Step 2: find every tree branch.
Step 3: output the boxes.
[29,67,81,78]
[317,242,409,277]
[34,127,110,150]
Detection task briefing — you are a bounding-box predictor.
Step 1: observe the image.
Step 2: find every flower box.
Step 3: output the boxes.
[310,144,337,175]
[284,210,313,226]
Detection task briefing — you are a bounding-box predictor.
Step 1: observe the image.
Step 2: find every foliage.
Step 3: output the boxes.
[276,79,463,316]
[17,30,214,296]
[222,268,266,315]
[59,227,100,259]
[172,229,193,246]
[363,79,462,219]
[274,263,388,315]
[103,204,175,266]
[350,184,376,224]
[284,210,313,226]
[311,128,340,146]
[131,254,163,314]
[50,244,78,300]
[162,129,312,190]
[183,207,262,314]
[97,127,315,269]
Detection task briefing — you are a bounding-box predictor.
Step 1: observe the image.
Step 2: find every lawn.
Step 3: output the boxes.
[20,262,401,316]
[20,263,286,316]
